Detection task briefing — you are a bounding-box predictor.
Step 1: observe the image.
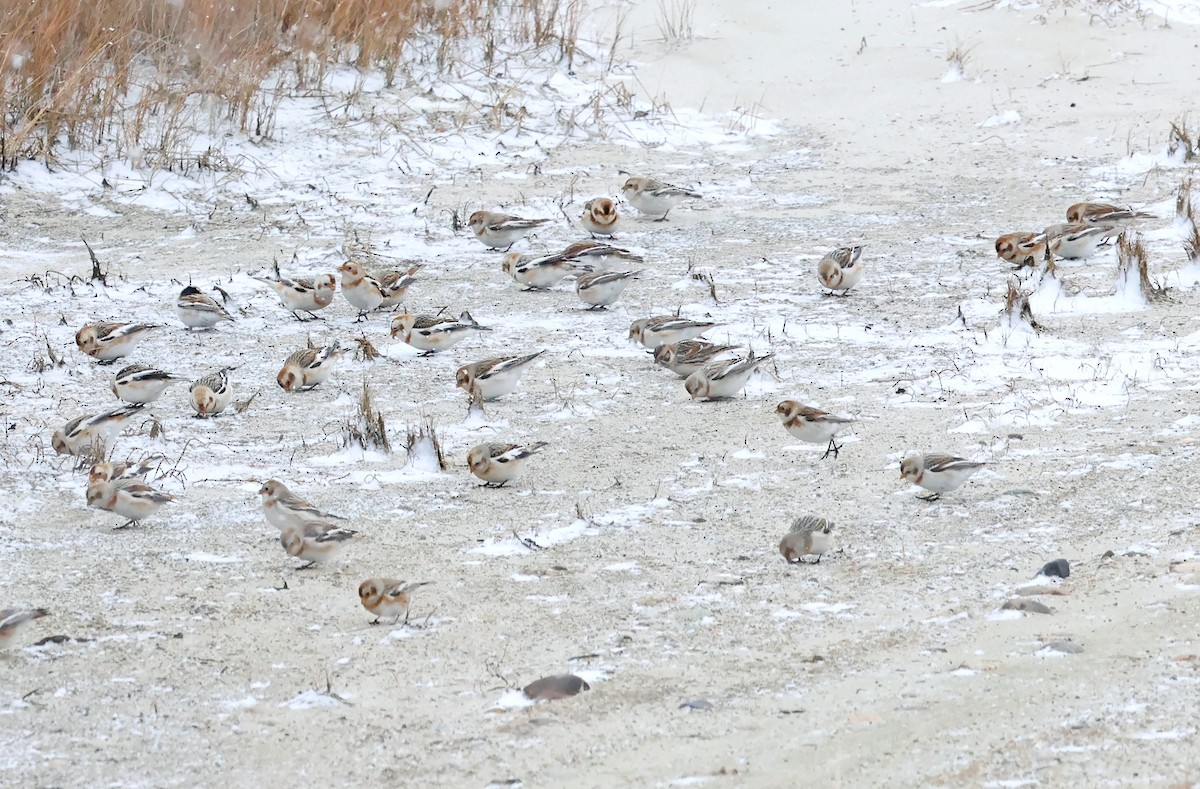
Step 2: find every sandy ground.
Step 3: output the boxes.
[3,0,1200,786]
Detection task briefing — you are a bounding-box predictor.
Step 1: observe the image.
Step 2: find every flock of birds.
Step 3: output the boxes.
[1,178,1157,651]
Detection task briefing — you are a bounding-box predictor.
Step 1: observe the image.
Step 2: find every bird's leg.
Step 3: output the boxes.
[917,493,941,502]
[820,439,842,460]
[296,560,318,570]
[369,618,381,626]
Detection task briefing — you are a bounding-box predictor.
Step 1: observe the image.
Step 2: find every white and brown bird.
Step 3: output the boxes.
[111,364,185,404]
[86,476,174,529]
[620,176,702,221]
[280,521,361,569]
[995,231,1050,270]
[277,342,346,392]
[467,210,550,250]
[357,579,433,625]
[775,401,858,459]
[466,441,548,486]
[0,608,49,650]
[374,264,422,309]
[75,321,158,363]
[556,239,643,269]
[576,270,640,309]
[652,340,741,378]
[684,353,772,400]
[1066,201,1154,225]
[501,252,581,290]
[817,246,864,295]
[390,310,491,354]
[779,515,834,564]
[580,197,622,236]
[629,316,720,349]
[1043,221,1121,260]
[900,453,986,501]
[337,261,386,319]
[258,479,345,532]
[254,272,337,320]
[52,405,143,457]
[456,351,544,401]
[176,285,235,330]
[188,367,234,417]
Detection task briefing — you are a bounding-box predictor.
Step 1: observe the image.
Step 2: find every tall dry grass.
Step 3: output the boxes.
[0,0,586,171]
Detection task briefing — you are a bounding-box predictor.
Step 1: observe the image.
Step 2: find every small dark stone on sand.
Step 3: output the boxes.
[1042,641,1083,654]
[523,674,590,701]
[679,699,714,711]
[1040,559,1070,578]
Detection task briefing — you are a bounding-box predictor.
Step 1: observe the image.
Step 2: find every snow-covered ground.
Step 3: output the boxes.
[3,0,1200,785]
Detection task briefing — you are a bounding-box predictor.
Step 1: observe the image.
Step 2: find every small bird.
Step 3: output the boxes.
[502,252,581,290]
[684,353,773,400]
[75,321,158,363]
[111,364,185,404]
[374,264,422,309]
[456,351,544,401]
[467,210,550,250]
[52,405,143,457]
[390,310,491,355]
[357,579,433,625]
[775,401,858,459]
[580,197,622,236]
[280,521,361,569]
[254,273,337,320]
[258,479,346,532]
[629,316,721,349]
[556,239,644,269]
[86,476,174,528]
[1043,221,1121,260]
[995,232,1049,270]
[88,459,156,485]
[277,342,346,392]
[466,441,548,486]
[779,515,834,564]
[1066,201,1154,225]
[189,367,234,417]
[652,340,741,378]
[337,261,386,319]
[900,453,986,501]
[620,176,702,221]
[817,245,865,295]
[576,270,640,309]
[176,285,235,330]
[0,608,49,650]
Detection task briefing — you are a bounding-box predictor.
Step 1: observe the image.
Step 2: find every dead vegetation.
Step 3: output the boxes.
[1168,115,1197,161]
[403,416,447,471]
[342,381,390,453]
[1002,279,1043,333]
[1117,230,1168,300]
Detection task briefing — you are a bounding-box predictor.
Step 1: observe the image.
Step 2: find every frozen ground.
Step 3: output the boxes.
[3,0,1200,786]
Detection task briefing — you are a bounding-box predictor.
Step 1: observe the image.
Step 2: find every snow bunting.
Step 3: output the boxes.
[900,453,986,501]
[994,231,1048,270]
[357,579,433,624]
[254,273,337,320]
[502,252,581,290]
[456,351,544,401]
[188,367,234,417]
[629,316,720,349]
[88,459,155,485]
[576,270,640,309]
[684,353,773,400]
[0,608,48,650]
[467,210,550,250]
[1043,221,1121,260]
[375,264,422,309]
[75,321,158,363]
[620,176,702,220]
[466,441,548,486]
[557,239,644,268]
[87,476,174,528]
[652,340,741,378]
[775,401,858,459]
[580,197,622,236]
[52,405,143,457]
[259,479,345,532]
[280,521,361,569]
[389,310,491,354]
[176,285,234,330]
[337,261,386,318]
[779,515,834,564]
[1066,201,1154,225]
[817,245,865,295]
[111,363,185,404]
[277,342,346,392]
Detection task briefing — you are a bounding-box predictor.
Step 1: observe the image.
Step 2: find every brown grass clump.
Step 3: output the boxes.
[1003,279,1042,332]
[342,381,389,453]
[1,0,590,170]
[1169,117,1197,161]
[1117,230,1168,300]
[403,416,446,470]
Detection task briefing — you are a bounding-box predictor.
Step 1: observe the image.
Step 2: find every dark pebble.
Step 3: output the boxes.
[523,674,590,701]
[679,699,714,711]
[1040,559,1070,578]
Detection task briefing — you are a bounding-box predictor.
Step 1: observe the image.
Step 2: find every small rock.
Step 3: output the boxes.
[1170,561,1200,574]
[1002,599,1052,614]
[1041,641,1083,654]
[679,699,714,711]
[1040,559,1070,578]
[522,674,590,701]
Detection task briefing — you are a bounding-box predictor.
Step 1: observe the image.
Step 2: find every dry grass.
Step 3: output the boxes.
[1168,116,1197,161]
[1117,230,1168,300]
[656,0,696,42]
[1,0,590,170]
[1003,280,1042,332]
[342,381,390,453]
[403,416,447,471]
